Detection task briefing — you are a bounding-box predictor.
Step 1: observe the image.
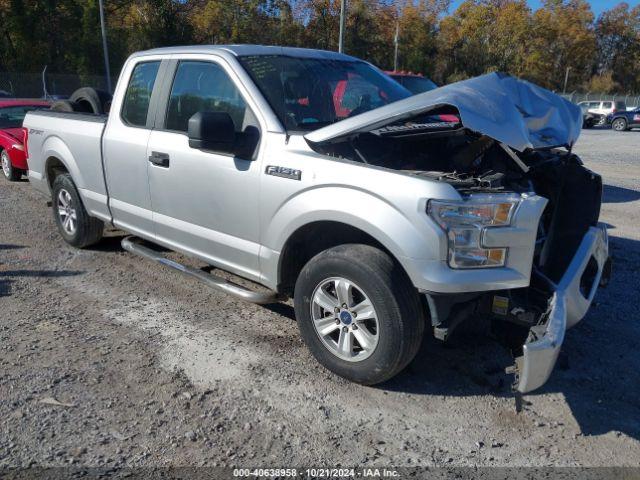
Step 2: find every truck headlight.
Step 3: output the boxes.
[428,194,520,269]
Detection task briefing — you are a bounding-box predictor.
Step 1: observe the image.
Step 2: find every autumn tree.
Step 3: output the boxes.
[595,2,640,92]
[1,0,639,96]
[437,0,533,83]
[395,0,448,75]
[527,0,597,91]
[121,0,192,52]
[302,0,340,50]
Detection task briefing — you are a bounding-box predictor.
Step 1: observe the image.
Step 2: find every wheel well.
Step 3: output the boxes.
[45,157,68,189]
[278,221,397,296]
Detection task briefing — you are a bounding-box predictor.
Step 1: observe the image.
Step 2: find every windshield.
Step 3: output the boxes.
[238,55,411,131]
[0,105,48,129]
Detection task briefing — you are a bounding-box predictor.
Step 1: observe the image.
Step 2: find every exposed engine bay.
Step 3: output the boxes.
[311,112,552,192]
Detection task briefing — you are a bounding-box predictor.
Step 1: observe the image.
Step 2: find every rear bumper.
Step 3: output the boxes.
[8,147,28,170]
[514,224,610,393]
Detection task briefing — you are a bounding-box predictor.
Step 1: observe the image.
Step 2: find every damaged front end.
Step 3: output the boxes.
[510,223,610,393]
[305,72,611,395]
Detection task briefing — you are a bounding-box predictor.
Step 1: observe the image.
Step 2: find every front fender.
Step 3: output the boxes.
[262,185,446,288]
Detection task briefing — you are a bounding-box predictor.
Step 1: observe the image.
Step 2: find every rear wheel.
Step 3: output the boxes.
[1,150,21,181]
[51,173,104,248]
[612,118,628,132]
[294,244,424,385]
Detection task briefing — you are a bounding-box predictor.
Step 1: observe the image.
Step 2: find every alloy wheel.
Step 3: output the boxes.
[310,277,379,362]
[1,151,10,178]
[613,119,627,131]
[57,188,78,235]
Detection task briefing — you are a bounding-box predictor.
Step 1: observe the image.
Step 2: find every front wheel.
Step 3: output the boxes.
[51,173,104,248]
[612,118,628,131]
[1,150,21,181]
[294,244,424,385]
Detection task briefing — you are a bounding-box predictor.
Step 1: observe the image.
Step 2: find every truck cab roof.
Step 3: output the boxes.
[132,44,361,62]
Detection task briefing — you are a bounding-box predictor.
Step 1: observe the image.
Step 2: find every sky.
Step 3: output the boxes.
[447,0,640,18]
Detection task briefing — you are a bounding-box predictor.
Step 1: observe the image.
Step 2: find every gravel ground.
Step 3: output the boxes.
[1,128,639,473]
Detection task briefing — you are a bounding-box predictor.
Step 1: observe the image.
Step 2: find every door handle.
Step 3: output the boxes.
[149,151,170,168]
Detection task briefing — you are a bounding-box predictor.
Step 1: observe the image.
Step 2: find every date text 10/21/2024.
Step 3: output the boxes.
[232,468,400,477]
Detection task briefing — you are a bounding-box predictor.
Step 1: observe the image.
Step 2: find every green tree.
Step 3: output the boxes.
[595,2,640,91]
[527,0,597,90]
[395,0,448,75]
[437,0,532,83]
[122,0,192,51]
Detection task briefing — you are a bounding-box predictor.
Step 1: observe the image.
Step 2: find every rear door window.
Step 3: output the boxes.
[121,61,161,127]
[602,102,613,109]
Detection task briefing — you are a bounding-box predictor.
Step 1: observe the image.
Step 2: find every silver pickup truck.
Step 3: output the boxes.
[24,45,610,396]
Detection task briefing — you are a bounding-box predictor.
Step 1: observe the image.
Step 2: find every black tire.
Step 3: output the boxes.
[294,244,425,385]
[612,117,628,132]
[50,100,78,113]
[51,173,104,248]
[69,87,112,115]
[1,149,22,181]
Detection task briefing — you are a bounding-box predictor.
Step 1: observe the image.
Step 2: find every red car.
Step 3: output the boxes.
[1,99,50,181]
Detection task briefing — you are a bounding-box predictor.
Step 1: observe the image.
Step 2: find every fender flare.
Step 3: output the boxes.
[42,136,84,191]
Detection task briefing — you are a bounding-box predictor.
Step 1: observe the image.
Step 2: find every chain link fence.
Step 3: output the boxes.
[0,72,116,98]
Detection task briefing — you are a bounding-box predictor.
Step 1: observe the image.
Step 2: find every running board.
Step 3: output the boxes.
[121,236,280,305]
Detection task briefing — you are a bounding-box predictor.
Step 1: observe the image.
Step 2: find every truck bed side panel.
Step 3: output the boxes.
[24,111,110,222]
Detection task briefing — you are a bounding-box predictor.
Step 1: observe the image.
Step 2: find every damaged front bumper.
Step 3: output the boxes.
[513,224,610,393]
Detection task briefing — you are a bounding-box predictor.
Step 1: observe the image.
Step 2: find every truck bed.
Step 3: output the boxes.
[24,110,110,222]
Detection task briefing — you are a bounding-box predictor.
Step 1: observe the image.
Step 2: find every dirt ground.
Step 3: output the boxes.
[1,128,639,473]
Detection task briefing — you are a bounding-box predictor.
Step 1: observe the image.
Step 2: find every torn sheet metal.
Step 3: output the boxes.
[305,72,582,153]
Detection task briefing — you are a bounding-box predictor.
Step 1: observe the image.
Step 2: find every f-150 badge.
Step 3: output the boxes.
[265,165,302,180]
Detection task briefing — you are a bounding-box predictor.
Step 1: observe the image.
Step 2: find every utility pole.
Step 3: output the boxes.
[562,67,571,95]
[98,0,112,93]
[338,0,346,53]
[393,22,399,71]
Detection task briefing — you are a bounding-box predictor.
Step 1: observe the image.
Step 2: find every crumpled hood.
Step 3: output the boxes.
[305,72,582,153]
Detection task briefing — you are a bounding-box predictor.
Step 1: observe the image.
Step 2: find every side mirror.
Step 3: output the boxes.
[188,111,236,153]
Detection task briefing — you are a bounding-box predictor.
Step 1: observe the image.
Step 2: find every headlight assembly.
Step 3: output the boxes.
[428,194,520,269]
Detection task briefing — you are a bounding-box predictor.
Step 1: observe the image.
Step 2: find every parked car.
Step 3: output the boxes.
[579,102,602,129]
[24,46,610,396]
[386,70,438,94]
[1,99,50,181]
[386,70,458,123]
[577,100,626,124]
[607,107,640,131]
